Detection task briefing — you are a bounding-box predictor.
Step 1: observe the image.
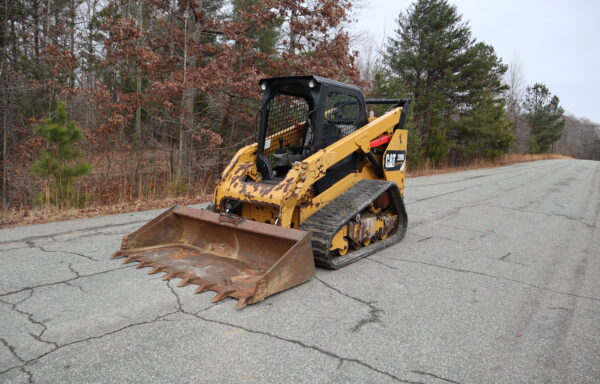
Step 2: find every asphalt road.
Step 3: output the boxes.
[1,159,599,384]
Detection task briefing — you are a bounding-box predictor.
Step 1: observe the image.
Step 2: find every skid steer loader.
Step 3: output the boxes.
[112,76,410,309]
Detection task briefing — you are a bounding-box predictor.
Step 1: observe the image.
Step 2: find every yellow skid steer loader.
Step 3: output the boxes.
[112,76,410,309]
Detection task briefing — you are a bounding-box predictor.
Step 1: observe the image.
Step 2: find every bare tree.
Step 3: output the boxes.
[553,114,600,160]
[504,55,528,152]
[355,32,384,85]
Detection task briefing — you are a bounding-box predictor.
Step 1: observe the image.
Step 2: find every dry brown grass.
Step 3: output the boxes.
[1,153,571,229]
[407,153,571,178]
[0,195,210,229]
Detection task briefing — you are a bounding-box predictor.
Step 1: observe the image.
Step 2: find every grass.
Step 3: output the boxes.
[0,153,571,229]
[0,195,209,229]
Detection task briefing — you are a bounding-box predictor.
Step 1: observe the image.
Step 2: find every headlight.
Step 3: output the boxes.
[260,82,267,91]
[308,80,315,88]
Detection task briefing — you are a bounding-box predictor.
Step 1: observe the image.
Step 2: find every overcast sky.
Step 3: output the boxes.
[352,0,600,123]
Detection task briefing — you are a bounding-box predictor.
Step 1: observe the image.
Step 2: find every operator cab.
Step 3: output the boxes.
[256,76,368,180]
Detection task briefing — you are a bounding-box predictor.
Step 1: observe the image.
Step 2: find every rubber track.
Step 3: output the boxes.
[300,179,408,269]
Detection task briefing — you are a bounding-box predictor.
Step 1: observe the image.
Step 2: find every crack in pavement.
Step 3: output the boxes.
[489,205,596,229]
[409,206,467,231]
[407,162,579,234]
[0,220,150,246]
[0,257,451,384]
[62,280,86,294]
[184,311,423,383]
[0,290,59,350]
[22,366,33,384]
[421,235,463,244]
[495,252,528,267]
[0,337,25,363]
[0,304,180,377]
[50,230,128,244]
[407,161,566,208]
[407,185,477,205]
[314,276,383,333]
[411,370,460,384]
[25,241,98,262]
[0,337,34,383]
[164,280,233,315]
[2,163,592,382]
[0,265,134,298]
[62,262,92,293]
[367,258,600,303]
[0,244,30,252]
[162,279,422,383]
[65,262,82,278]
[0,268,189,377]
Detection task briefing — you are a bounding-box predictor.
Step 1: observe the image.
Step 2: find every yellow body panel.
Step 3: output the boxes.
[383,129,408,196]
[241,204,278,224]
[213,107,407,228]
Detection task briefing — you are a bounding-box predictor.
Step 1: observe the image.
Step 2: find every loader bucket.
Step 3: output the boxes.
[112,205,314,309]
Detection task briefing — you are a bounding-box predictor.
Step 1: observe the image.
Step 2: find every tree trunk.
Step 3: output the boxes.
[177,2,202,182]
[134,0,143,188]
[176,12,189,181]
[288,9,297,55]
[2,0,8,206]
[69,0,76,87]
[33,0,40,58]
[2,85,7,206]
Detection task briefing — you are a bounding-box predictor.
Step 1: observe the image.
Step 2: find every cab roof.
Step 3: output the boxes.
[258,75,363,94]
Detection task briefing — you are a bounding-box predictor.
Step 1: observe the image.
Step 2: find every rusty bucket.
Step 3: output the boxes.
[112,205,314,309]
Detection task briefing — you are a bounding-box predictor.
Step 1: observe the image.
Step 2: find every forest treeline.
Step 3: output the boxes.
[1,0,599,211]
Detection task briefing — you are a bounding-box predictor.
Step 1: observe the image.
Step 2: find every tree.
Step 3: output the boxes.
[93,0,360,181]
[31,102,91,207]
[355,33,384,86]
[382,0,511,166]
[448,42,512,162]
[504,56,528,152]
[552,114,599,160]
[523,83,565,153]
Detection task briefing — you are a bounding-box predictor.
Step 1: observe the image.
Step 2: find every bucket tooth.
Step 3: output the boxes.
[111,251,124,259]
[122,255,137,264]
[195,283,216,294]
[148,266,163,275]
[235,297,249,310]
[110,206,315,309]
[211,289,235,303]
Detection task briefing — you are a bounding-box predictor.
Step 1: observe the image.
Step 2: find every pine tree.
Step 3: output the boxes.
[449,42,512,162]
[383,0,512,166]
[31,102,91,207]
[233,0,282,54]
[523,83,565,153]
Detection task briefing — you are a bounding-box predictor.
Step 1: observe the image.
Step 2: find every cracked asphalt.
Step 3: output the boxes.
[1,158,599,384]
